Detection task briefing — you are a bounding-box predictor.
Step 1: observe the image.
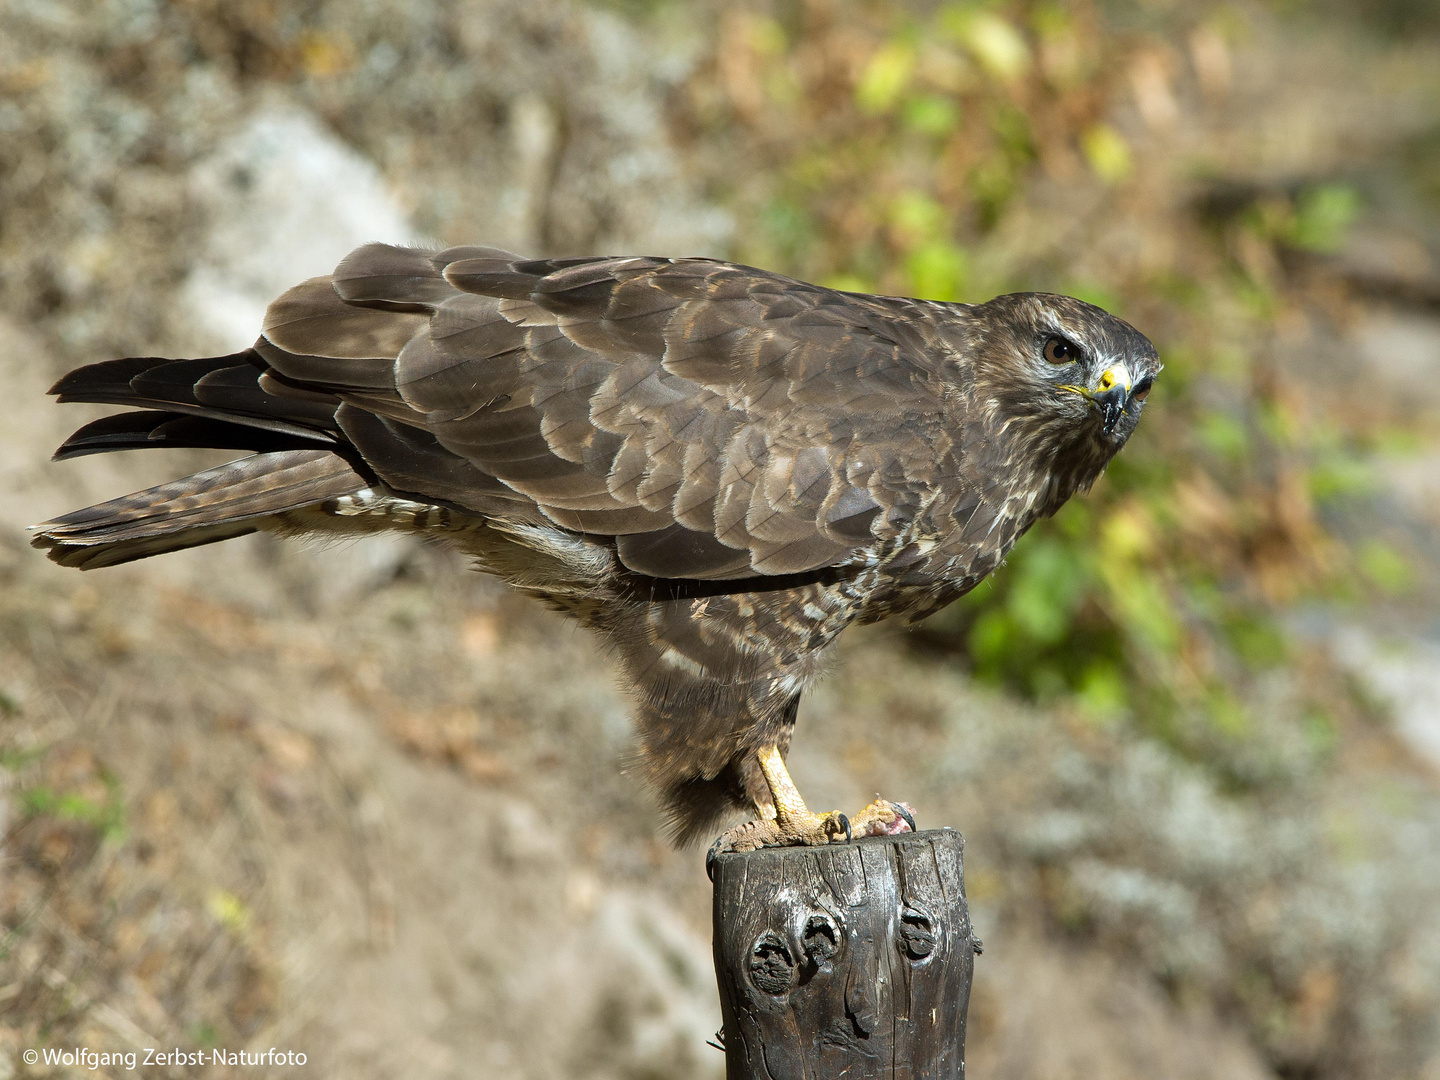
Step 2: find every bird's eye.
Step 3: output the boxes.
[1132,375,1154,402]
[1043,336,1080,365]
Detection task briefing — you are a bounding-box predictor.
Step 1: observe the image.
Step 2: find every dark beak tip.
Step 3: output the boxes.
[1092,386,1130,435]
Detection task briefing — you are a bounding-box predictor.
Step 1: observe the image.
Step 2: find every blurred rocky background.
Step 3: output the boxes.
[2,0,1440,1077]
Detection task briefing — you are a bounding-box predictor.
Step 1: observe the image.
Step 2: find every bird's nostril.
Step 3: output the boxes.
[1096,366,1130,396]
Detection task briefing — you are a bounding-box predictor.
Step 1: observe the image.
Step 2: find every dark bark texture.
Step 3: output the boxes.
[710,829,976,1079]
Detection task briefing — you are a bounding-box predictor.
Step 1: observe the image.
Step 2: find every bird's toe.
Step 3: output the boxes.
[779,808,850,847]
[707,800,915,877]
[706,808,850,874]
[706,817,784,877]
[851,797,917,837]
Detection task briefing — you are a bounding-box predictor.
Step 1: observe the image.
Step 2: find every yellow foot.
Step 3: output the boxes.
[715,807,851,853]
[705,808,848,877]
[705,798,916,878]
[703,744,917,878]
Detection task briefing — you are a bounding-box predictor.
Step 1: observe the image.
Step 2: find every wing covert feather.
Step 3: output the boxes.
[261,244,963,578]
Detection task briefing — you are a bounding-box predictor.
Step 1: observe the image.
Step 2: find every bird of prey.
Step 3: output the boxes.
[32,244,1159,859]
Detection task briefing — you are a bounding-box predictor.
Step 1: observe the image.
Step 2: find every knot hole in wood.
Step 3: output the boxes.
[711,830,974,1079]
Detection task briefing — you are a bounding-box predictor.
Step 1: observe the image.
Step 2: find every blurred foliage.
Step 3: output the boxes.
[676,12,1440,1069]
[682,0,1397,777]
[20,780,127,844]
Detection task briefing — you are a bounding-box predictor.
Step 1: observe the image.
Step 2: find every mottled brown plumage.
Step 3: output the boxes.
[33,243,1159,848]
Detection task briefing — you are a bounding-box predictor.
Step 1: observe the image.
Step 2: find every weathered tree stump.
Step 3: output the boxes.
[710,829,976,1080]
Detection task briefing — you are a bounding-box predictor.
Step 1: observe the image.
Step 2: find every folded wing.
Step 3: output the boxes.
[255,243,958,579]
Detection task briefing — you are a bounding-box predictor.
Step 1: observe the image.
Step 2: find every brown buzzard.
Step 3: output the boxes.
[32,244,1159,861]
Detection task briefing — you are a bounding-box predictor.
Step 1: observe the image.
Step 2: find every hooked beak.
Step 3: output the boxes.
[1061,364,1132,435]
[1093,364,1132,434]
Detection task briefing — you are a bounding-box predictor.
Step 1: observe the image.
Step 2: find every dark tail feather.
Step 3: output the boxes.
[39,347,361,568]
[53,410,329,460]
[31,449,367,569]
[50,350,343,441]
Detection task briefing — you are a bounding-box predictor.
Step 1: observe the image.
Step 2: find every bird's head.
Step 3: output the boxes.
[961,293,1160,495]
[953,292,1161,510]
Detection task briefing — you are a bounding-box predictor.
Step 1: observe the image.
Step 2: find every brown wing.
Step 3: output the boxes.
[258,243,961,579]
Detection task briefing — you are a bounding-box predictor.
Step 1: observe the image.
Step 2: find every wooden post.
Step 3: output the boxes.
[710,829,977,1080]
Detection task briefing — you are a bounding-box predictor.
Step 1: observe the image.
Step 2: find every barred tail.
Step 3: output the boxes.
[31,449,366,569]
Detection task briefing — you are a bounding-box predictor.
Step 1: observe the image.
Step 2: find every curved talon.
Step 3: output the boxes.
[707,747,917,867]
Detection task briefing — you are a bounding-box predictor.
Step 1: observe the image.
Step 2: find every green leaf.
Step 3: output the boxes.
[1077,661,1129,724]
[1006,538,1090,645]
[1197,411,1249,460]
[857,42,916,115]
[968,607,1015,671]
[1309,453,1373,502]
[1205,690,1251,737]
[906,240,969,301]
[889,191,947,243]
[1357,540,1412,594]
[747,15,788,58]
[760,200,816,259]
[945,10,1030,81]
[902,94,961,136]
[1301,709,1338,758]
[821,272,874,293]
[1285,184,1361,254]
[1082,124,1132,183]
[22,779,127,841]
[1063,282,1122,316]
[1224,613,1288,669]
[207,889,253,934]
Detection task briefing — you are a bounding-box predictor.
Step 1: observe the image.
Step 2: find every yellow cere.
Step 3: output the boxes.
[1098,366,1132,394]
